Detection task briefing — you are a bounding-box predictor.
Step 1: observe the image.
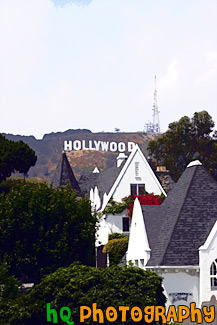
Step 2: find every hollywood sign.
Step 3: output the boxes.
[64,140,136,152]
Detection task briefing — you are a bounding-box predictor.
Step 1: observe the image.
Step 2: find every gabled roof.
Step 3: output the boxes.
[79,163,125,204]
[51,152,82,196]
[101,145,166,210]
[79,144,166,210]
[143,163,217,266]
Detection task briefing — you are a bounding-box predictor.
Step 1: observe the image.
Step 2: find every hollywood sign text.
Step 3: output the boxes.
[64,140,136,152]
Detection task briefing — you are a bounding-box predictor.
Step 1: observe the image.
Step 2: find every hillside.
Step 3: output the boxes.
[3,130,158,182]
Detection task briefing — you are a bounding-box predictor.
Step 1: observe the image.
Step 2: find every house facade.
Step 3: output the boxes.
[78,144,166,247]
[127,160,217,309]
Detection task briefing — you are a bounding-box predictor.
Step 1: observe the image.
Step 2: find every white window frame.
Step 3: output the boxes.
[210,259,217,290]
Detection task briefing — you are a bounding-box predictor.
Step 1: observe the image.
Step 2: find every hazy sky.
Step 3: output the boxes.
[0,0,217,139]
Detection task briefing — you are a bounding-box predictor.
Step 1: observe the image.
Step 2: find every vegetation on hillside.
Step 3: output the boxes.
[3,131,157,181]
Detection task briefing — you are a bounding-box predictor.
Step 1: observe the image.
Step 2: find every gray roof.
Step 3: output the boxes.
[142,165,217,266]
[79,163,125,203]
[51,152,82,196]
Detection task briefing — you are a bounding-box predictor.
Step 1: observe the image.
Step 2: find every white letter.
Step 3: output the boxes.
[128,142,135,152]
[82,140,89,150]
[73,140,81,150]
[94,141,101,151]
[110,142,117,152]
[64,141,72,151]
[101,142,109,151]
[118,142,125,152]
[89,140,95,150]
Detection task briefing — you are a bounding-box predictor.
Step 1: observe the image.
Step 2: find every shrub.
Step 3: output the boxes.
[103,236,129,265]
[109,232,128,240]
[0,262,166,325]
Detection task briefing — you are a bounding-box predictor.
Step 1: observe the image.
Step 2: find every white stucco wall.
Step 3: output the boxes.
[96,210,129,246]
[155,269,199,310]
[111,149,165,203]
[199,222,217,306]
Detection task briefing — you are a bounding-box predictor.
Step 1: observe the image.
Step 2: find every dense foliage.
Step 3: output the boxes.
[0,182,97,282]
[0,262,165,325]
[0,262,22,302]
[103,196,132,215]
[0,178,40,194]
[103,234,129,265]
[148,111,217,181]
[127,194,164,218]
[108,232,128,240]
[0,134,37,183]
[104,193,164,219]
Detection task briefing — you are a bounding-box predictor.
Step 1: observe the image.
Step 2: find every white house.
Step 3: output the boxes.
[52,147,168,268]
[126,160,217,309]
[79,144,166,248]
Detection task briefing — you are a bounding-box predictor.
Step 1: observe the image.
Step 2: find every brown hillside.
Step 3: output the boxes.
[4,130,158,182]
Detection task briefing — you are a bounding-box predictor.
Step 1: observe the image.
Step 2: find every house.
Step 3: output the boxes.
[79,144,166,247]
[127,160,217,309]
[51,147,167,267]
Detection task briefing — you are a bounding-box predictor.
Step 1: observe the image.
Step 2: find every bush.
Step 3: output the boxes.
[0,262,166,325]
[103,236,129,265]
[0,183,97,283]
[109,232,128,240]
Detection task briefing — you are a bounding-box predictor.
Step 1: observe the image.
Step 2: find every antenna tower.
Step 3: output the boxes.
[152,75,160,133]
[144,76,161,134]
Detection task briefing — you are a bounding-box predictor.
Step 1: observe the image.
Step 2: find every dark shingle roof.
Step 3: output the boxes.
[51,152,82,196]
[79,163,125,203]
[78,173,100,196]
[143,165,217,266]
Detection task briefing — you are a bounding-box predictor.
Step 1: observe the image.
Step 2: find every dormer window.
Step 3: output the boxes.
[210,259,217,290]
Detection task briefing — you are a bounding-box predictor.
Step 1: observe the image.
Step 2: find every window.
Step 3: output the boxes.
[130,184,145,196]
[210,259,217,290]
[135,260,138,266]
[140,259,144,267]
[135,162,140,177]
[122,217,129,232]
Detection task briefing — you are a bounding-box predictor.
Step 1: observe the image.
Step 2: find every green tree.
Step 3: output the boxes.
[0,134,37,183]
[148,111,217,181]
[0,262,165,325]
[0,182,97,282]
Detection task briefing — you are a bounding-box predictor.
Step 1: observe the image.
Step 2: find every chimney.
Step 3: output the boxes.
[156,166,167,172]
[116,153,128,167]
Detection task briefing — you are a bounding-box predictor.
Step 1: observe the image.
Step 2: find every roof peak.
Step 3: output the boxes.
[51,152,82,196]
[187,160,202,168]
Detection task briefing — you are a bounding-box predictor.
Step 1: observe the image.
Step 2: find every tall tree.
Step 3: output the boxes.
[0,182,97,282]
[0,134,37,183]
[148,111,217,181]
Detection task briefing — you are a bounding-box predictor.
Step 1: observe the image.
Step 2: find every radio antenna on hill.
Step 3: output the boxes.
[144,76,161,134]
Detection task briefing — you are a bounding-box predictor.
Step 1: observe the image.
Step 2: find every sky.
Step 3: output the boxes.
[0,0,217,139]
